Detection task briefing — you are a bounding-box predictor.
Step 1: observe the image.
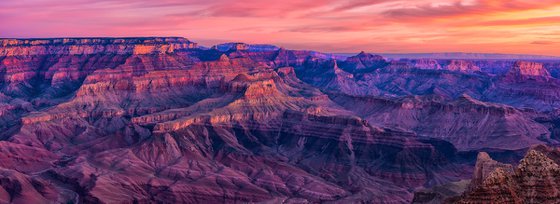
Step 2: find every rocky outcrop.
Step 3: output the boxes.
[444,60,481,73]
[340,51,388,72]
[505,61,551,80]
[457,146,560,203]
[469,152,514,190]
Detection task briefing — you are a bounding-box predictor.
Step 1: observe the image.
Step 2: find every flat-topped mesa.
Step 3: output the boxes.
[444,60,480,73]
[212,42,249,52]
[212,42,281,52]
[506,61,551,79]
[0,37,198,56]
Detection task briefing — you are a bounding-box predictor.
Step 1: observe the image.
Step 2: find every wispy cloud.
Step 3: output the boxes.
[531,41,558,45]
[0,0,559,55]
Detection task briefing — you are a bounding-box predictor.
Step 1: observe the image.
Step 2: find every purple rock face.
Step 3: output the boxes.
[0,37,559,203]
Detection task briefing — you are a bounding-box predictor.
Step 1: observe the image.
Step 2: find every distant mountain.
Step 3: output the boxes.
[336,52,560,60]
[211,42,280,52]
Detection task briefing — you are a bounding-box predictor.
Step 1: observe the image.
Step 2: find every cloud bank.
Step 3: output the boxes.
[0,0,559,55]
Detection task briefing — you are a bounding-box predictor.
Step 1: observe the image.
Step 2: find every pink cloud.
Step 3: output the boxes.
[0,0,559,56]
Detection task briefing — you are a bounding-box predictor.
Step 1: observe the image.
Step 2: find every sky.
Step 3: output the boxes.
[1,0,559,55]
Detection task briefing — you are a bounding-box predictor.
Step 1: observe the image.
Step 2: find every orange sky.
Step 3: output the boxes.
[1,0,559,55]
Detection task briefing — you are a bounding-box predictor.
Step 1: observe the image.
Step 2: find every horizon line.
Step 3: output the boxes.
[1,36,559,58]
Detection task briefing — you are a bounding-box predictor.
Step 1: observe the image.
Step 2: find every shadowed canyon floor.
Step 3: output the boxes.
[0,38,559,203]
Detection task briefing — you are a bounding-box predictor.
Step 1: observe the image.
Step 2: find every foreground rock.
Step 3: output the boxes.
[456,145,560,203]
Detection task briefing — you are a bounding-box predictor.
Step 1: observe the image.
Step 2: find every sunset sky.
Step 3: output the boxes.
[1,0,559,55]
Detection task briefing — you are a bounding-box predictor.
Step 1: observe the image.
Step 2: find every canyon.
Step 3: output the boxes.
[0,37,559,203]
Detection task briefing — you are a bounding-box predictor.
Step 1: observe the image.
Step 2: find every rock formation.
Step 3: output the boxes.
[340,51,388,72]
[457,146,560,203]
[484,61,560,111]
[0,37,197,56]
[469,152,514,189]
[444,60,481,73]
[505,61,551,80]
[212,42,279,52]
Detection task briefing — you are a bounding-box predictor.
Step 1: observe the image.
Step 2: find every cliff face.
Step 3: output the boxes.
[332,95,550,150]
[0,38,559,203]
[507,61,551,78]
[469,152,514,190]
[0,37,197,56]
[484,60,560,111]
[331,94,549,151]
